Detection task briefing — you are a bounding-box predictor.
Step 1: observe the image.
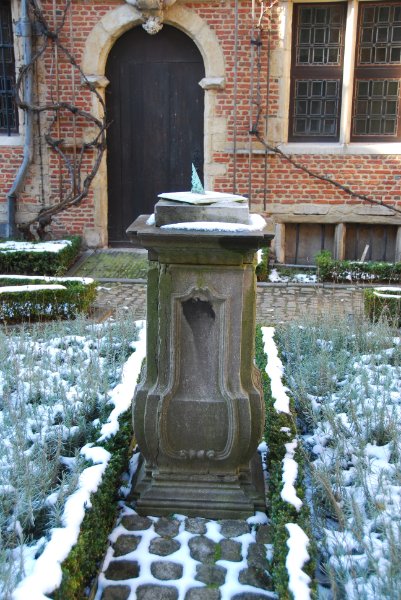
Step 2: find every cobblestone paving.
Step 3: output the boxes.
[93,281,365,325]
[96,506,275,600]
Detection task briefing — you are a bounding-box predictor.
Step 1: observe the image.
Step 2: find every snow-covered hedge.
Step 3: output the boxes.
[255,326,314,600]
[0,237,81,275]
[316,250,401,283]
[0,276,97,323]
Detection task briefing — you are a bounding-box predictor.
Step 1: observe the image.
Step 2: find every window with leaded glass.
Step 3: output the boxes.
[289,3,346,141]
[352,2,401,141]
[0,0,17,135]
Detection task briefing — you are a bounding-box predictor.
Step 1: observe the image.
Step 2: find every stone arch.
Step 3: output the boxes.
[81,5,226,246]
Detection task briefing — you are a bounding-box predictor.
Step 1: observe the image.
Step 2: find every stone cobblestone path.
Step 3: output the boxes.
[95,505,275,600]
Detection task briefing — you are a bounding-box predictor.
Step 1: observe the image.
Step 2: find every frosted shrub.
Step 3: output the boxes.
[0,313,138,596]
[276,316,401,599]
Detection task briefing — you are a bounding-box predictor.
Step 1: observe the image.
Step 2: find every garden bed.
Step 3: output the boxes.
[276,315,401,598]
[0,316,146,599]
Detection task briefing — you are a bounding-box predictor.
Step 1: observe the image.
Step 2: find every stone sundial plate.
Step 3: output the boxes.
[157,191,247,205]
[154,198,250,226]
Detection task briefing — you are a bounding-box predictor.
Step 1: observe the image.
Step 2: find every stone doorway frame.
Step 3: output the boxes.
[81,4,226,247]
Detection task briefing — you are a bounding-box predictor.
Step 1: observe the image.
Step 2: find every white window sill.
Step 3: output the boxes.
[275,142,401,156]
[0,135,22,147]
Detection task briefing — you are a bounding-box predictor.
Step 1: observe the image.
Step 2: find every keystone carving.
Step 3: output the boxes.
[125,0,177,34]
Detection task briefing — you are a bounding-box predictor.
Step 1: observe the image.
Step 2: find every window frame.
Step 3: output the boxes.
[289,2,347,142]
[0,0,18,136]
[284,0,401,147]
[351,1,401,141]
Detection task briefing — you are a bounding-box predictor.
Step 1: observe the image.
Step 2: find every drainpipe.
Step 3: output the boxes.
[6,0,33,238]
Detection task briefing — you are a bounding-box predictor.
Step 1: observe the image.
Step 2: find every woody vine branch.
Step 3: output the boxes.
[16,0,107,238]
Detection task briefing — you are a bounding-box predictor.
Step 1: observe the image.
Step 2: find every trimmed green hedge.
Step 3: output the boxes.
[255,326,316,599]
[54,409,135,600]
[316,250,401,283]
[364,287,401,326]
[0,237,81,275]
[0,277,97,323]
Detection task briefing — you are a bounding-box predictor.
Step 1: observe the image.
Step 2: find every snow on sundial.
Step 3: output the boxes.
[157,190,247,205]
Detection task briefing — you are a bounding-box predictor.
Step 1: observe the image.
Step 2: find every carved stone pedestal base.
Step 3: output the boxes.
[127,209,272,519]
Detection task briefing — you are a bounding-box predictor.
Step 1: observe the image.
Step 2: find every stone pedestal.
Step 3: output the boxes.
[127,207,272,518]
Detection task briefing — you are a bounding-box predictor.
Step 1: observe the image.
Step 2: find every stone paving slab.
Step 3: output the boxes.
[95,506,275,600]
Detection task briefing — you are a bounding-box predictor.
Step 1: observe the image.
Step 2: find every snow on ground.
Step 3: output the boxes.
[268,268,317,284]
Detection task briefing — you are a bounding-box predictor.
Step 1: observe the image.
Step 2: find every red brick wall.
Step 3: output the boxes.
[0,0,400,242]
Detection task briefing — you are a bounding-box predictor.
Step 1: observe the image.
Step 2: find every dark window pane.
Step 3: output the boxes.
[388,80,399,95]
[384,118,397,133]
[386,99,397,114]
[393,26,401,41]
[329,27,340,43]
[354,118,367,134]
[362,27,373,43]
[325,99,336,114]
[390,46,401,62]
[310,118,321,132]
[0,1,18,134]
[314,28,326,43]
[295,119,306,133]
[395,6,401,22]
[299,28,311,44]
[377,27,389,42]
[296,100,308,114]
[357,81,369,97]
[296,81,308,96]
[363,6,375,23]
[372,80,385,96]
[360,47,372,63]
[323,119,336,133]
[311,100,322,114]
[298,48,310,63]
[326,80,338,96]
[371,100,382,114]
[378,6,390,22]
[328,48,339,63]
[375,47,387,62]
[315,8,326,24]
[370,118,381,133]
[312,80,323,96]
[356,100,368,114]
[313,47,325,63]
[300,8,312,24]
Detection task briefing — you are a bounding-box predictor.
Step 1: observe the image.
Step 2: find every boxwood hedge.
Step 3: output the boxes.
[0,236,81,275]
[0,276,97,323]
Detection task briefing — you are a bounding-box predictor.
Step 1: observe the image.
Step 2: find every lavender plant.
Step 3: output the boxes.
[276,315,401,599]
[0,313,138,597]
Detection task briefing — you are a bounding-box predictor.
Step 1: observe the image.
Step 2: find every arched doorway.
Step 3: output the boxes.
[105,25,205,244]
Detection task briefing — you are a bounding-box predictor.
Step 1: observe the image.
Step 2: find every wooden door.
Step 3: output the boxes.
[106,25,205,244]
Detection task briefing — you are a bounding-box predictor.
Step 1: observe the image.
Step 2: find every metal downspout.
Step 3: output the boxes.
[6,0,33,238]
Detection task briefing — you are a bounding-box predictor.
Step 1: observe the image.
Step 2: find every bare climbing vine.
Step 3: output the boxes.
[250,0,401,216]
[16,0,107,239]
